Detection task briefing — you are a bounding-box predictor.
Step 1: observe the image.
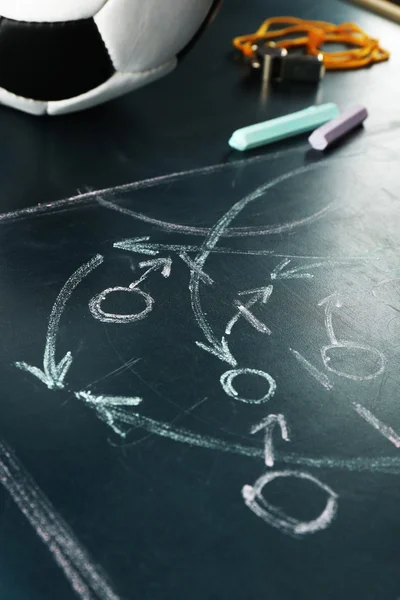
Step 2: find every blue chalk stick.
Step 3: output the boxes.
[229,103,340,151]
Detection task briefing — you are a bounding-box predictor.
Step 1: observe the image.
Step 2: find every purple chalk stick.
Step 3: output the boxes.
[308,105,368,151]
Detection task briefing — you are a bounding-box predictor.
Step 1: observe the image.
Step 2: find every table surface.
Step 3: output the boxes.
[1,2,400,600]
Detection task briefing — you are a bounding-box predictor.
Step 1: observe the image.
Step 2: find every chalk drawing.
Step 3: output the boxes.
[0,438,120,600]
[352,402,400,448]
[188,164,328,367]
[16,255,104,390]
[289,348,334,391]
[242,470,338,537]
[178,252,214,285]
[89,258,170,324]
[220,368,276,404]
[271,258,368,281]
[81,407,400,474]
[318,293,386,381]
[321,343,386,381]
[251,414,290,467]
[114,239,373,262]
[76,391,143,438]
[225,286,273,336]
[89,286,153,324]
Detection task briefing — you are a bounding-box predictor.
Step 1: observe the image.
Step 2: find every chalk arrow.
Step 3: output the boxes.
[196,336,236,366]
[318,292,343,346]
[16,255,104,390]
[114,238,276,257]
[251,414,290,467]
[76,391,143,438]
[226,285,273,336]
[114,237,159,256]
[271,258,324,280]
[132,257,172,287]
[271,258,369,281]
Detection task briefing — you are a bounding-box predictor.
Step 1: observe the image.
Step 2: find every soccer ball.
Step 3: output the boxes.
[0,0,219,116]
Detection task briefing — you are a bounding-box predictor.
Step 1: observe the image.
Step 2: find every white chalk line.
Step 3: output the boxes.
[290,348,333,391]
[114,239,376,262]
[233,301,272,335]
[0,149,325,228]
[319,292,342,346]
[352,403,400,448]
[251,414,290,467]
[0,438,120,600]
[225,286,273,337]
[190,163,329,366]
[178,252,214,285]
[2,124,397,225]
[106,408,400,475]
[16,255,104,390]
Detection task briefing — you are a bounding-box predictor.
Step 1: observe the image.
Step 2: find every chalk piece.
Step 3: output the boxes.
[228,103,340,151]
[308,105,368,151]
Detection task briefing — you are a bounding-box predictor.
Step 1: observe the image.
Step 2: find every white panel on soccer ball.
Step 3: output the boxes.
[48,59,176,116]
[95,0,214,72]
[0,0,106,22]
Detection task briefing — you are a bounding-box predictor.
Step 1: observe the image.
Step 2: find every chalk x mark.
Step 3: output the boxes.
[290,348,333,391]
[225,286,273,336]
[178,252,213,285]
[16,255,104,390]
[0,438,120,600]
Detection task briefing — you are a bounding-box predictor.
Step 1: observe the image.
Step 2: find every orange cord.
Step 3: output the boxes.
[233,17,389,70]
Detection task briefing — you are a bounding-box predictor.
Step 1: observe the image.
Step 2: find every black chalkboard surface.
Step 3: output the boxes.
[1,136,400,599]
[0,0,400,598]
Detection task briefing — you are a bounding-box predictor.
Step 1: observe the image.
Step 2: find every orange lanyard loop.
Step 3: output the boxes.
[233,17,390,70]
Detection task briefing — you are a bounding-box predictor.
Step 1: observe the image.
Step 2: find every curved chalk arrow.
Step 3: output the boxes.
[16,255,104,390]
[190,165,324,367]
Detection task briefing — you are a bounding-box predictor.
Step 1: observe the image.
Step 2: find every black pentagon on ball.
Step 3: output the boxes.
[0,17,115,102]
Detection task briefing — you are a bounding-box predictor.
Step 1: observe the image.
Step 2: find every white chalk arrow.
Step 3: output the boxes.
[271,258,369,281]
[76,391,143,438]
[195,337,236,365]
[318,292,343,346]
[271,258,327,280]
[89,257,171,324]
[133,257,172,286]
[114,237,275,257]
[251,414,290,467]
[226,285,273,336]
[16,255,104,390]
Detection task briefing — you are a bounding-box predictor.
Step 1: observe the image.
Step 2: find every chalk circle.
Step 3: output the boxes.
[321,343,385,381]
[89,286,154,324]
[220,368,276,404]
[242,470,338,536]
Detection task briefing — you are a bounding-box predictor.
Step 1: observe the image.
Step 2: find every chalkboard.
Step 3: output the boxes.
[1,130,400,599]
